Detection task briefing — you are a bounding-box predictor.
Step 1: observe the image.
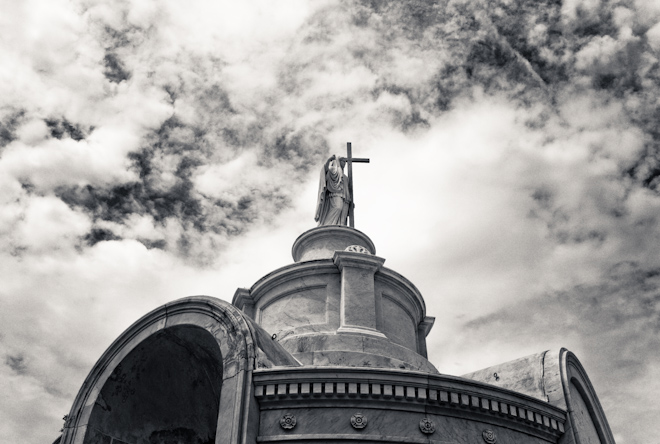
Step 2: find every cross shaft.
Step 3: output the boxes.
[339,142,369,228]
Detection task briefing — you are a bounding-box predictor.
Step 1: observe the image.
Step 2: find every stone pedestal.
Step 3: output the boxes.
[292,226,375,262]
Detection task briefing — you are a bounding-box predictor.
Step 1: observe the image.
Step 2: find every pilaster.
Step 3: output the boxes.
[333,251,386,338]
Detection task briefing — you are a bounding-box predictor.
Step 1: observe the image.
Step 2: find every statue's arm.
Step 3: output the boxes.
[314,164,328,222]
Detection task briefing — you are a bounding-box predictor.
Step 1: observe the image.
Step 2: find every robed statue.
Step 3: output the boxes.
[315,155,351,226]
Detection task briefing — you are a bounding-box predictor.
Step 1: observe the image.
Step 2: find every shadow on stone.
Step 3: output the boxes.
[84,325,222,444]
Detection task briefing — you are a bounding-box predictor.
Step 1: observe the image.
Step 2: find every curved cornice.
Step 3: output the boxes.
[241,259,428,320]
[377,267,427,319]
[254,366,567,441]
[246,260,339,305]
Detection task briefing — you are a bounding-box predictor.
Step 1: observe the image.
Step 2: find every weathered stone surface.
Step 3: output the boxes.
[462,349,616,444]
[292,349,437,373]
[381,294,418,350]
[260,285,328,333]
[375,267,431,355]
[462,351,548,402]
[243,262,342,338]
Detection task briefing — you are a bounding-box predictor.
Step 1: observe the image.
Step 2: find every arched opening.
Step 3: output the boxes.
[84,325,223,444]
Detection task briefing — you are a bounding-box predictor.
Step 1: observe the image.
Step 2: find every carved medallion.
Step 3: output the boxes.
[280,413,296,430]
[345,245,371,254]
[482,429,497,443]
[350,413,368,429]
[419,418,435,434]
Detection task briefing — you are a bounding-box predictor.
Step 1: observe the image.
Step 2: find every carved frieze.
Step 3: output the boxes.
[345,245,371,254]
[254,378,566,438]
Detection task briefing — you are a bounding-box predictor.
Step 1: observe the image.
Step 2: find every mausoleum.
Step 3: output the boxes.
[58,153,616,444]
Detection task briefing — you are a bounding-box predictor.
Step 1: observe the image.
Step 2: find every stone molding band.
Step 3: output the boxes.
[254,370,566,438]
[257,434,455,443]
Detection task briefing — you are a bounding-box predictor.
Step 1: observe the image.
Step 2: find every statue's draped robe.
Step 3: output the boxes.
[315,158,351,226]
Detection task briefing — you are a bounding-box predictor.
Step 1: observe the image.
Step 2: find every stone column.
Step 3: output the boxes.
[333,251,386,338]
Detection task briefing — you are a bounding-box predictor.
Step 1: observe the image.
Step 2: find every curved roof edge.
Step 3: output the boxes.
[461,348,616,444]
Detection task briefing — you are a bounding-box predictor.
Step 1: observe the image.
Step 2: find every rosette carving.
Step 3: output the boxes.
[280,413,296,430]
[350,413,368,429]
[482,429,497,443]
[419,418,435,434]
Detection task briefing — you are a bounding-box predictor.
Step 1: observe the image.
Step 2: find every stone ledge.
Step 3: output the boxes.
[336,326,388,338]
[333,251,386,272]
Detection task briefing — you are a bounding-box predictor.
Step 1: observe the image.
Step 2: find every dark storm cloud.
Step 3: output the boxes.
[483,0,570,84]
[262,126,330,171]
[5,354,28,375]
[54,108,304,256]
[528,186,610,246]
[97,17,158,84]
[0,108,25,148]
[83,228,122,245]
[45,118,89,141]
[103,52,131,83]
[485,0,660,188]
[627,121,660,192]
[340,0,551,118]
[102,24,134,50]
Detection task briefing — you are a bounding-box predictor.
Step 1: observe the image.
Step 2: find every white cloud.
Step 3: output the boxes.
[0,129,138,191]
[647,21,660,52]
[194,150,268,200]
[15,196,91,252]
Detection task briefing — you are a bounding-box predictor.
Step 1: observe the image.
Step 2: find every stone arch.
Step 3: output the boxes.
[61,296,298,444]
[559,349,616,444]
[85,325,222,444]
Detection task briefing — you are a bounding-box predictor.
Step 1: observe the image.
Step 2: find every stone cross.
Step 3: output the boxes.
[339,142,369,228]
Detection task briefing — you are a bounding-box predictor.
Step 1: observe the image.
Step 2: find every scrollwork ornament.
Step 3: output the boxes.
[350,413,368,429]
[345,245,371,254]
[280,413,296,430]
[419,418,435,434]
[482,429,497,443]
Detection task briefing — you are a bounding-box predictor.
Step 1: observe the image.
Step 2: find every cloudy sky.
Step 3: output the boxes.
[1,0,659,442]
